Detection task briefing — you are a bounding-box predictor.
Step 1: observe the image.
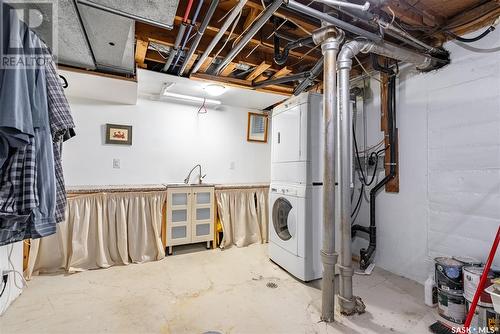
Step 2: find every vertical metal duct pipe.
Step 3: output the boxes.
[336,39,435,311]
[311,26,344,323]
[179,0,219,76]
[210,0,284,75]
[163,0,195,71]
[172,0,205,72]
[163,24,187,71]
[190,0,248,74]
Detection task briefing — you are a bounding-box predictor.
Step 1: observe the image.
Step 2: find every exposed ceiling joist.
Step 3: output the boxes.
[246,61,271,81]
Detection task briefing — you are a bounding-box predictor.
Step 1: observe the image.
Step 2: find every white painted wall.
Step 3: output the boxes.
[352,28,500,284]
[63,96,272,186]
[0,242,23,315]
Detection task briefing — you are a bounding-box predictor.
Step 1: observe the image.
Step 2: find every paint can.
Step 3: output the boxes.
[466,299,500,334]
[435,257,465,293]
[464,266,498,306]
[453,256,482,268]
[438,288,466,324]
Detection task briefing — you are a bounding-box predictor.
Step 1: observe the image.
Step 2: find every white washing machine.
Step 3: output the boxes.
[269,183,322,281]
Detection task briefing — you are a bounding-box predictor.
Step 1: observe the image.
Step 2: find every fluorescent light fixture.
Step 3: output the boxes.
[204,84,226,97]
[162,91,221,105]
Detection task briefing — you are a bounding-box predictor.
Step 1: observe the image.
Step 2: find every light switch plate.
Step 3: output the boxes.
[113,158,120,169]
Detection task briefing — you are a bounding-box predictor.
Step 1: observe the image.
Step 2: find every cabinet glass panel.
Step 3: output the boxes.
[196,192,211,204]
[172,193,187,206]
[196,223,210,237]
[196,208,211,220]
[172,209,187,222]
[172,226,187,239]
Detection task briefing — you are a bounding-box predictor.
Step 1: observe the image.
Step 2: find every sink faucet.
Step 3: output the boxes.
[184,164,206,184]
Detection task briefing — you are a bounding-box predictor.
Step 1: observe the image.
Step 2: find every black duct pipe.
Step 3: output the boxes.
[293,57,323,95]
[352,63,397,270]
[252,71,310,89]
[274,34,314,65]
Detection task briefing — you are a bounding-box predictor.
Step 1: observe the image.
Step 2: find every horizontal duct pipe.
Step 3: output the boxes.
[210,0,284,75]
[286,0,381,42]
[252,71,309,89]
[77,0,173,30]
[178,0,220,76]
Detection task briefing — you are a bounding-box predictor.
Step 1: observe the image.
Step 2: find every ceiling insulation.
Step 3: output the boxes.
[78,4,135,74]
[30,0,96,70]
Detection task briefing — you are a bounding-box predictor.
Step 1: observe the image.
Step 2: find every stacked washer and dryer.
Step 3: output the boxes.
[269,92,340,282]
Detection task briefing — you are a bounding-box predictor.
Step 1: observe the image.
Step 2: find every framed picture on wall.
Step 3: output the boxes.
[105,124,133,145]
[247,112,268,143]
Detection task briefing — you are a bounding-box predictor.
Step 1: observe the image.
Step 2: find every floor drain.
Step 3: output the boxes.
[266,282,278,289]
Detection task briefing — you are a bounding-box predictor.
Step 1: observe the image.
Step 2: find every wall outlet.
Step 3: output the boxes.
[229,161,235,170]
[113,158,120,169]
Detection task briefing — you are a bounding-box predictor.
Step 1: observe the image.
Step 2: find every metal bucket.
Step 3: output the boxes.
[438,288,466,324]
[464,266,497,306]
[466,299,500,334]
[453,256,482,267]
[435,257,465,293]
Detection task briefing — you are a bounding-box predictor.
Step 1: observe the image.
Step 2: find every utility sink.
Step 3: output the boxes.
[166,183,215,188]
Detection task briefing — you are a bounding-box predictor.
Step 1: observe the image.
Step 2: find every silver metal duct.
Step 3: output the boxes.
[163,23,187,71]
[210,0,284,75]
[311,26,344,323]
[335,39,434,315]
[286,0,381,42]
[178,0,220,76]
[190,0,248,74]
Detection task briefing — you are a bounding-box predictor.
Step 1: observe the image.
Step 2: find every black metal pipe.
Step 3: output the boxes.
[359,72,397,270]
[252,71,311,89]
[293,57,323,95]
[274,34,314,65]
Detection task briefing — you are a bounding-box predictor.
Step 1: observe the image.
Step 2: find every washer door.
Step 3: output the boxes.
[273,197,293,240]
[270,193,298,255]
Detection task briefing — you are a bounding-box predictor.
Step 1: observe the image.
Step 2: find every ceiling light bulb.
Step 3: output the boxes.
[204,84,226,97]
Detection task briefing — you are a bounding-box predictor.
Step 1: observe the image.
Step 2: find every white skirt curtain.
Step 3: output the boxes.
[26,191,166,278]
[215,188,269,248]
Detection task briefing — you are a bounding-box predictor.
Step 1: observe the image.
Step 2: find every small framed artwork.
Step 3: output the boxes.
[105,124,133,145]
[247,112,268,143]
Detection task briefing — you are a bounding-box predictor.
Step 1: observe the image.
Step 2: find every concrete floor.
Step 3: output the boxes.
[1,244,438,334]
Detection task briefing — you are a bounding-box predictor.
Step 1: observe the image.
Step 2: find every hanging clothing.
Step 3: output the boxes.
[44,53,75,223]
[0,1,75,245]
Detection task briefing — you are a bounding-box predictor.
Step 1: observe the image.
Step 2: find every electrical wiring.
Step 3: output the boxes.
[446,25,496,43]
[353,125,379,187]
[8,244,27,290]
[351,184,364,218]
[212,9,242,61]
[197,98,208,114]
[354,55,382,83]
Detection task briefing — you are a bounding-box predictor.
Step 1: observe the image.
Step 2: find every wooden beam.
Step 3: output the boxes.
[199,56,214,73]
[270,66,292,79]
[138,23,318,73]
[243,8,259,30]
[190,73,293,95]
[246,61,271,81]
[221,62,238,76]
[380,73,399,193]
[183,54,198,74]
[444,1,500,35]
[135,39,149,68]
